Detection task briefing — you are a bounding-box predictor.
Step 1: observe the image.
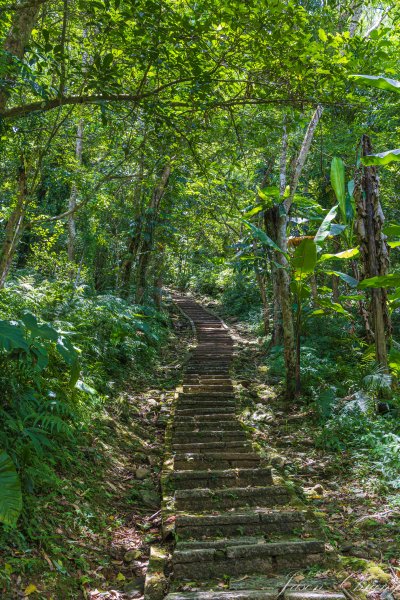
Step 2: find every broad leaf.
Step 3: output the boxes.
[290,280,311,301]
[358,274,400,289]
[314,205,338,245]
[0,321,29,353]
[384,224,400,237]
[330,158,346,222]
[242,220,284,254]
[0,451,22,527]
[388,241,400,249]
[243,205,263,217]
[319,247,359,262]
[349,74,400,93]
[326,270,358,287]
[292,238,317,279]
[361,149,400,166]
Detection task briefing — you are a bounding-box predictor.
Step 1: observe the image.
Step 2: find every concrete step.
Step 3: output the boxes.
[174,414,237,422]
[171,467,273,490]
[174,509,307,539]
[173,421,243,432]
[174,485,290,511]
[173,452,261,470]
[172,441,252,453]
[172,539,325,578]
[176,399,236,408]
[172,430,248,444]
[175,402,235,418]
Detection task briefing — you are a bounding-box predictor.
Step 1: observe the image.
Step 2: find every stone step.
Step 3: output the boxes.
[174,509,307,539]
[173,421,242,432]
[182,386,234,393]
[165,588,345,600]
[165,591,278,600]
[172,430,248,444]
[175,407,236,416]
[175,400,236,409]
[171,467,272,490]
[174,414,237,423]
[174,485,290,511]
[178,393,236,399]
[172,441,252,453]
[172,539,325,578]
[173,452,260,470]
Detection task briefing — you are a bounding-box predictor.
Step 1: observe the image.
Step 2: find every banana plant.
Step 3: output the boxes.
[350,75,400,166]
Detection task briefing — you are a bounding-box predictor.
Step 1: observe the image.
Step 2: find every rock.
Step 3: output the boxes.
[313,483,324,495]
[270,455,286,468]
[136,466,150,479]
[140,489,159,509]
[124,577,145,597]
[124,549,142,562]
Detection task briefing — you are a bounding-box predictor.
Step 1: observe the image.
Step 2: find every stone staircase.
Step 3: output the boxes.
[144,296,345,600]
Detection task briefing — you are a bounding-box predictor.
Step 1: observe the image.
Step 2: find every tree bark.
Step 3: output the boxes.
[0,0,46,111]
[0,160,27,287]
[68,119,83,262]
[120,150,145,296]
[354,134,390,369]
[136,163,171,304]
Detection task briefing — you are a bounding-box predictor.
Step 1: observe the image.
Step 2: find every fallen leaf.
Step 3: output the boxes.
[24,584,38,595]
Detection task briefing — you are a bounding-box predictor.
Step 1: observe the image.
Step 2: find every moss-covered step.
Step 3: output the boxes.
[171,467,273,490]
[174,508,308,539]
[174,485,290,511]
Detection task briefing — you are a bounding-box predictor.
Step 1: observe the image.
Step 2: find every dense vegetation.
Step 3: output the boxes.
[0,0,400,596]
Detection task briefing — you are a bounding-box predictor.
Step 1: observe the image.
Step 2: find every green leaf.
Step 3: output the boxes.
[75,380,97,395]
[361,149,400,166]
[242,220,284,254]
[349,74,400,93]
[314,205,338,245]
[292,238,317,279]
[56,336,78,365]
[319,247,359,262]
[243,205,263,217]
[384,224,400,237]
[0,451,22,527]
[0,321,29,352]
[330,157,346,222]
[290,280,311,301]
[326,271,358,287]
[358,274,400,289]
[388,241,400,249]
[318,28,328,42]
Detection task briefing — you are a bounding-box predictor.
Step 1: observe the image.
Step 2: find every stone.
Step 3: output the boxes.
[136,466,150,479]
[124,549,142,562]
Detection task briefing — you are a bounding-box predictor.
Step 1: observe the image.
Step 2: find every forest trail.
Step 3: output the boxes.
[147,296,346,600]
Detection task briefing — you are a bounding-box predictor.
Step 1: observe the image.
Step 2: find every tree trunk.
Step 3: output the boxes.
[0,0,46,111]
[136,163,171,304]
[120,151,145,297]
[266,205,296,398]
[0,161,27,287]
[354,134,390,369]
[68,119,83,262]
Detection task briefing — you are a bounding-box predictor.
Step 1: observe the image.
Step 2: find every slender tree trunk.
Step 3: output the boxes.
[266,205,296,398]
[354,135,390,369]
[0,0,46,111]
[153,245,165,310]
[136,163,171,304]
[0,161,27,287]
[120,152,145,296]
[68,119,83,262]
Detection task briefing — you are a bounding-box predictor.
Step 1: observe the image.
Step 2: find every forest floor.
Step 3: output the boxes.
[0,304,194,600]
[195,295,400,599]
